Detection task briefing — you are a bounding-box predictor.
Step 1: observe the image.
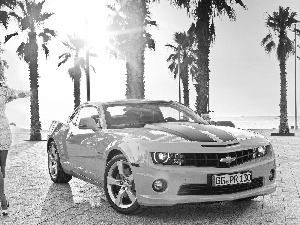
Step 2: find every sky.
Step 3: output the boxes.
[1,0,300,130]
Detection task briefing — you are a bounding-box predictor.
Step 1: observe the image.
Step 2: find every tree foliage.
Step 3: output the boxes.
[0,0,17,28]
[107,0,158,99]
[169,0,246,115]
[5,0,56,141]
[58,34,97,109]
[166,24,197,107]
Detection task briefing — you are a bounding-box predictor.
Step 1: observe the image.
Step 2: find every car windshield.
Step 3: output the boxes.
[103,102,208,129]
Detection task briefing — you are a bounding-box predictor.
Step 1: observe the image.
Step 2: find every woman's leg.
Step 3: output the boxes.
[0,150,8,178]
[0,150,8,210]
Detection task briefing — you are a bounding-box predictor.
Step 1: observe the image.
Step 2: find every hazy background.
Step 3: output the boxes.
[1,0,300,129]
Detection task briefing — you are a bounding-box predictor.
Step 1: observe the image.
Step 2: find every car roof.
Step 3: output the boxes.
[82,99,174,106]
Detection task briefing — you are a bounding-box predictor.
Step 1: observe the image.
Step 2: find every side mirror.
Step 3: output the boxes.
[79,117,100,131]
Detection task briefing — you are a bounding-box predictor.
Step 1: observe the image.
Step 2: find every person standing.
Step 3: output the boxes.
[0,61,31,216]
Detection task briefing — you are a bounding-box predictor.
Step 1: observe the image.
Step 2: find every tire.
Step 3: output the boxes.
[47,141,72,183]
[104,154,140,214]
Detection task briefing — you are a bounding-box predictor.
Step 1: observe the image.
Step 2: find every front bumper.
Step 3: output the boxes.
[133,158,276,206]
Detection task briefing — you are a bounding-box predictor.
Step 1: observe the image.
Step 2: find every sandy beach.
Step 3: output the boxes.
[0,127,299,225]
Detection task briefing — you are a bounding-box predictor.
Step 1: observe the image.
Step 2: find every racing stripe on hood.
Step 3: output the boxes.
[144,123,237,143]
[145,123,217,142]
[190,123,237,142]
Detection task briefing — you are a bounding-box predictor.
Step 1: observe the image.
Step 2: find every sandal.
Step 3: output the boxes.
[1,195,9,216]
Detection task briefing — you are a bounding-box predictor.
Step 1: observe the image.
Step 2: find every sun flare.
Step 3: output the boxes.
[57,0,110,52]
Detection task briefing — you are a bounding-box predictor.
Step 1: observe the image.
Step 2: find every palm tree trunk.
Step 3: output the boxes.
[28,32,42,141]
[125,0,146,100]
[125,47,145,99]
[182,67,189,107]
[74,65,81,109]
[279,59,289,133]
[194,20,210,115]
[74,76,81,109]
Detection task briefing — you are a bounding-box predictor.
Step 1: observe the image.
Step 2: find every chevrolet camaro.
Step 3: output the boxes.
[47,99,276,214]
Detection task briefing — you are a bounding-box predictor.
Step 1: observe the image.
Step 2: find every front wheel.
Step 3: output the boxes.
[104,154,140,214]
[47,141,72,183]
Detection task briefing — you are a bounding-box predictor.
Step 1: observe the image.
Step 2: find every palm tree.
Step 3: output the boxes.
[166,24,197,107]
[262,6,298,134]
[107,0,157,99]
[5,0,56,141]
[58,34,97,109]
[0,0,17,29]
[169,0,246,115]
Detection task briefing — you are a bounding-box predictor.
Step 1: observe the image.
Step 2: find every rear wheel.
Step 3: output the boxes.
[104,154,140,214]
[47,141,72,183]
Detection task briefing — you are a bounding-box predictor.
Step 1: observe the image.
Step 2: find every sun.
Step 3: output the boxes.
[82,0,111,50]
[53,0,110,51]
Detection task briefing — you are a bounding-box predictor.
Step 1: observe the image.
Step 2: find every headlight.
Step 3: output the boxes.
[151,152,185,165]
[253,146,268,159]
[152,152,170,164]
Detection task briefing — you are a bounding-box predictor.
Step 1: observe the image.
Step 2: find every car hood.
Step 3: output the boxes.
[115,122,265,146]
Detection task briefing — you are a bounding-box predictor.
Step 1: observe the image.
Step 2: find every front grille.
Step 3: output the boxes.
[178,177,264,196]
[182,149,255,168]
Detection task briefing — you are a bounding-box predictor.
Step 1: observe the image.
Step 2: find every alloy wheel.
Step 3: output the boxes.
[48,142,59,180]
[106,159,137,209]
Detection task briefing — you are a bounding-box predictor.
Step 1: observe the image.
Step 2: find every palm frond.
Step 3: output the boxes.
[264,40,276,54]
[90,65,96,73]
[145,32,155,50]
[58,53,71,67]
[42,43,49,59]
[62,40,76,51]
[39,32,50,43]
[43,28,56,37]
[17,1,26,15]
[16,42,26,60]
[222,3,236,21]
[169,0,192,14]
[166,53,176,62]
[39,28,56,43]
[4,32,18,43]
[0,11,9,28]
[39,12,53,22]
[261,33,273,46]
[233,0,247,9]
[165,44,177,50]
[1,0,17,9]
[8,11,21,21]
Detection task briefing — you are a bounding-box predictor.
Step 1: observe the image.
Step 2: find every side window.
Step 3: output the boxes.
[76,106,100,126]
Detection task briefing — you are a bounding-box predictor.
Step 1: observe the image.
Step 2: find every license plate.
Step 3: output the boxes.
[211,171,252,186]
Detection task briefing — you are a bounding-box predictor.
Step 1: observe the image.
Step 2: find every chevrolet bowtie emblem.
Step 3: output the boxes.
[220,156,236,164]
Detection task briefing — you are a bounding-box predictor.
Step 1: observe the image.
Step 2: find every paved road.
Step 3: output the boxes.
[1,129,300,225]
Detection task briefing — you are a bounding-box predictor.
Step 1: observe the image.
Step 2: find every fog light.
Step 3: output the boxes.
[269,169,275,181]
[152,179,167,192]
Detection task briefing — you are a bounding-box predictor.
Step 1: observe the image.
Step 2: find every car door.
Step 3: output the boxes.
[66,105,105,181]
